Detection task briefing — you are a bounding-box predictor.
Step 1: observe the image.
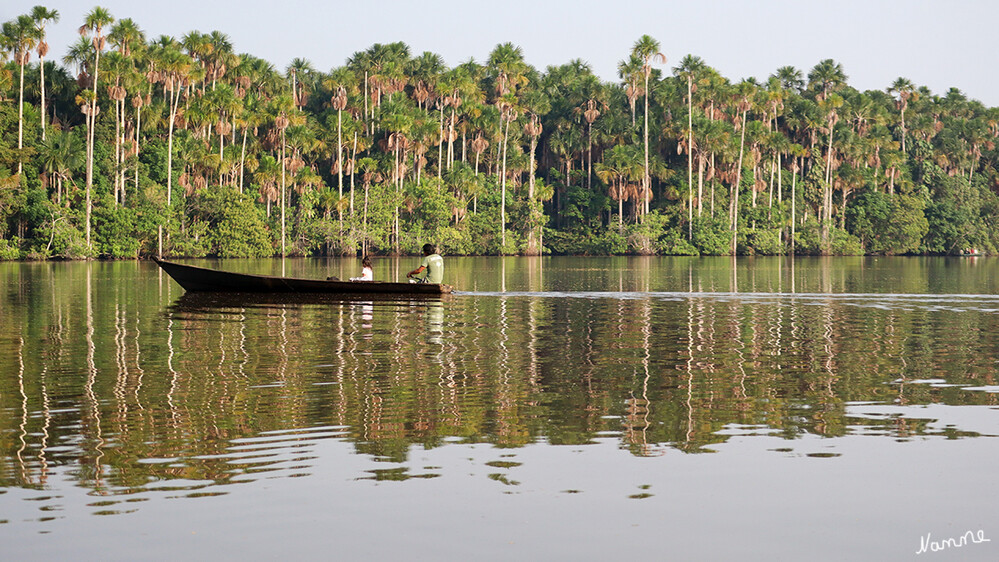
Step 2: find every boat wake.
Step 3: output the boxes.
[452,290,999,312]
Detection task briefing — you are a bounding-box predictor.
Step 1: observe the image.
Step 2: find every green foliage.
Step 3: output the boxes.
[168,220,211,258]
[847,190,928,255]
[691,215,731,255]
[0,236,21,260]
[625,211,691,255]
[93,201,144,258]
[2,22,999,260]
[795,219,864,255]
[185,187,274,258]
[544,225,628,255]
[745,228,784,255]
[658,228,699,256]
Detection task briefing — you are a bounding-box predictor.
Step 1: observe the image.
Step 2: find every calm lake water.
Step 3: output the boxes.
[2,256,999,560]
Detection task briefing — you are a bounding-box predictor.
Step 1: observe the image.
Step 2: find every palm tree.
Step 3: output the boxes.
[37,129,85,205]
[566,70,603,190]
[287,57,315,109]
[31,6,59,141]
[888,77,915,154]
[772,66,804,93]
[521,89,549,255]
[788,143,807,255]
[156,43,193,256]
[78,6,114,249]
[497,94,518,250]
[101,51,130,204]
[323,67,357,197]
[675,54,705,237]
[617,55,643,125]
[595,144,643,231]
[205,30,237,90]
[807,59,847,99]
[631,35,666,218]
[730,80,756,254]
[2,14,38,176]
[379,98,413,253]
[267,94,297,257]
[487,42,530,250]
[104,18,145,204]
[818,92,843,248]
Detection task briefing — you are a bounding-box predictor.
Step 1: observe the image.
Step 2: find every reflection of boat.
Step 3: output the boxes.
[153,257,452,295]
[169,292,442,313]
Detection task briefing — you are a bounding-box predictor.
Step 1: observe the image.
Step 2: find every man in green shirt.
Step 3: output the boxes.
[407,243,444,284]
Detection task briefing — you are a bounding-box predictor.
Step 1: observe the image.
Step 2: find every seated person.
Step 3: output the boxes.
[406,244,443,284]
[350,256,373,281]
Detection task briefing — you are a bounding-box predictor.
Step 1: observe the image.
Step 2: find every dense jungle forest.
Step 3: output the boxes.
[2,6,999,260]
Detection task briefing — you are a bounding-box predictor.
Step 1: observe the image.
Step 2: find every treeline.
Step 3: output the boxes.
[2,6,999,259]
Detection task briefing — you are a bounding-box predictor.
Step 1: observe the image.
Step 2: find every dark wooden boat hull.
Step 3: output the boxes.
[153,258,452,295]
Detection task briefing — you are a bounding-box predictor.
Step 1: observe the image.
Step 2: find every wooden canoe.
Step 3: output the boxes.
[153,257,452,295]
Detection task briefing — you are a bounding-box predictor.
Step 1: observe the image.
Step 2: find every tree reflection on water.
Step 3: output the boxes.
[3,257,999,496]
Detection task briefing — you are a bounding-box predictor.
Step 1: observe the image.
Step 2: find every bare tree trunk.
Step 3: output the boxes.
[280,129,286,257]
[687,76,693,238]
[40,57,48,140]
[791,157,797,256]
[731,109,747,255]
[239,126,248,192]
[17,60,25,176]
[587,122,593,190]
[135,101,142,194]
[822,120,834,250]
[349,132,357,214]
[643,73,650,220]
[448,108,456,170]
[697,154,705,217]
[500,115,510,251]
[438,105,445,179]
[337,108,343,197]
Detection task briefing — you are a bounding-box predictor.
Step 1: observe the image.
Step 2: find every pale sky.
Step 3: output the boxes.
[9,0,999,106]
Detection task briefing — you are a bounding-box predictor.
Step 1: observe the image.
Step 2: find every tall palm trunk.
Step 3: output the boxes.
[642,72,650,219]
[86,47,103,249]
[587,121,593,190]
[162,82,181,257]
[349,132,357,214]
[899,107,906,154]
[777,153,782,205]
[40,57,47,140]
[134,99,142,194]
[710,152,716,216]
[697,154,705,217]
[617,179,624,231]
[731,108,747,255]
[113,90,121,204]
[791,157,798,256]
[822,118,834,249]
[337,107,343,197]
[438,105,445,178]
[448,108,456,170]
[526,129,540,256]
[687,75,693,238]
[16,57,26,176]
[280,129,286,257]
[239,125,248,192]
[500,115,510,251]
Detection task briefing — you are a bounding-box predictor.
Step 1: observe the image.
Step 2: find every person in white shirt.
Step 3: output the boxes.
[351,255,373,281]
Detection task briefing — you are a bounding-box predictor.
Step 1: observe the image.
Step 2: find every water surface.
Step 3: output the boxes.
[2,257,998,560]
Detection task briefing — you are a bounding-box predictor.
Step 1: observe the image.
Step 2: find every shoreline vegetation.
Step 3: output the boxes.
[2,8,998,261]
